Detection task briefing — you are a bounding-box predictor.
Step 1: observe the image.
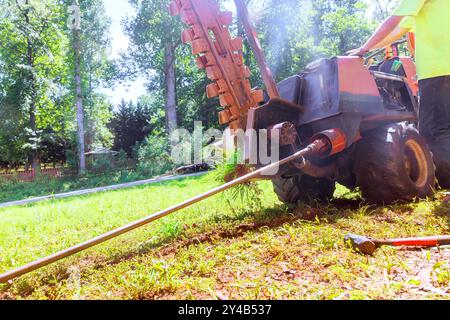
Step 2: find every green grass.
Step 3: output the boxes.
[0,174,449,300]
[0,170,158,203]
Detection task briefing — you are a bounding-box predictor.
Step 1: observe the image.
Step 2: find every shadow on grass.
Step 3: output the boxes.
[102,197,371,268]
[432,192,450,227]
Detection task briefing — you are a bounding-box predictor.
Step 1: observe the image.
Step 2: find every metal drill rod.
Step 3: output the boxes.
[0,140,326,283]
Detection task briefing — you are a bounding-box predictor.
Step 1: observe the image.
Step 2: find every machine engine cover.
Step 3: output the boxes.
[276,75,304,106]
[283,57,385,126]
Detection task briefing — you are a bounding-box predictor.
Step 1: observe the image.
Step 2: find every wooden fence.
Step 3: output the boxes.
[0,168,63,182]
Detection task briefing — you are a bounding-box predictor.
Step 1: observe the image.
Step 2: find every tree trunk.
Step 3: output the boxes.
[73,28,86,175]
[24,1,40,173]
[164,42,178,135]
[28,99,39,172]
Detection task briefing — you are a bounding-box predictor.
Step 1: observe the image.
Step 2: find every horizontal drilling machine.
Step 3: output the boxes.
[169,0,436,205]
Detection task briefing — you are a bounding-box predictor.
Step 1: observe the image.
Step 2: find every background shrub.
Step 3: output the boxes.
[137,134,174,177]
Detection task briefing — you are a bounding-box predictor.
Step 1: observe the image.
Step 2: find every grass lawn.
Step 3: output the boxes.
[0,174,449,300]
[0,170,157,204]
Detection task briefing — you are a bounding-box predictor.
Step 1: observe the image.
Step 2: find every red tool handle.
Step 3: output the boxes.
[378,236,450,247]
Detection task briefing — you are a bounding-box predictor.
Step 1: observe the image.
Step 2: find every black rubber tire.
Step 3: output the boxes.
[353,123,436,204]
[272,175,336,205]
[429,146,450,190]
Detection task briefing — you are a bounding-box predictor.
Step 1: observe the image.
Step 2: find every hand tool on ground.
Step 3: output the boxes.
[345,233,450,255]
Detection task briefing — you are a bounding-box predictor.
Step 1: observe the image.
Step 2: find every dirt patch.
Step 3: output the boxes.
[208,247,450,300]
[393,248,450,297]
[0,289,14,300]
[210,246,332,300]
[141,289,213,300]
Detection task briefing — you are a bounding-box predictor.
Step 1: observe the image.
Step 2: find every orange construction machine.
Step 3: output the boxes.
[169,0,435,205]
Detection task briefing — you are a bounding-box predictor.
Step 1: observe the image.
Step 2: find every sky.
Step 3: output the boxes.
[102,0,147,105]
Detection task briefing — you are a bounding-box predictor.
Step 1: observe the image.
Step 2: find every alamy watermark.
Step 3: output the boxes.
[170,122,281,176]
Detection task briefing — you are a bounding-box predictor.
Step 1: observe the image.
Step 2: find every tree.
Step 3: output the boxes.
[309,0,374,56]
[123,0,183,134]
[254,0,316,81]
[68,0,86,174]
[0,0,71,171]
[109,97,163,156]
[64,0,113,174]
[370,0,398,21]
[0,0,112,172]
